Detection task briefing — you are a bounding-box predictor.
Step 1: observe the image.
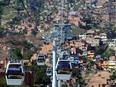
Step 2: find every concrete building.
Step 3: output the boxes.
[108,61,116,69]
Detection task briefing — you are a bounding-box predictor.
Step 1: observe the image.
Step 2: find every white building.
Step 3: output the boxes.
[108,39,116,47]
[108,61,116,69]
[100,33,108,44]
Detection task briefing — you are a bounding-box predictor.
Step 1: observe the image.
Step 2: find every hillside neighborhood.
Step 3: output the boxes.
[0,0,116,87]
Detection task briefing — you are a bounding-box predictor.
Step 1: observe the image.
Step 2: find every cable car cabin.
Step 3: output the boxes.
[46,68,52,76]
[5,61,24,85]
[37,54,45,66]
[73,56,79,65]
[69,54,79,65]
[56,59,72,80]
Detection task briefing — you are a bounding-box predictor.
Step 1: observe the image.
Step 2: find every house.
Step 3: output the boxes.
[77,41,88,51]
[94,35,100,39]
[69,40,86,48]
[79,34,93,40]
[87,44,96,60]
[108,39,116,48]
[82,51,88,57]
[70,47,77,55]
[76,48,83,56]
[101,0,109,4]
[109,56,116,61]
[102,14,109,21]
[72,27,86,38]
[100,33,108,44]
[87,50,95,59]
[79,34,87,39]
[107,56,116,71]
[86,30,95,34]
[85,37,100,46]
[108,61,116,70]
[99,61,108,69]
[108,0,116,24]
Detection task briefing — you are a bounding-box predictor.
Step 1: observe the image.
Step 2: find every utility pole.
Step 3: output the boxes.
[59,0,64,86]
[52,0,67,86]
[52,39,57,87]
[58,80,61,87]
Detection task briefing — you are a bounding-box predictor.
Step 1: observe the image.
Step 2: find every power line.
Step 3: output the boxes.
[20,0,44,37]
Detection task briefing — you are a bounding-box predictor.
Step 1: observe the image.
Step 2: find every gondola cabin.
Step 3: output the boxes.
[73,56,79,65]
[56,59,72,80]
[37,54,46,66]
[69,54,79,65]
[46,68,52,76]
[5,61,24,85]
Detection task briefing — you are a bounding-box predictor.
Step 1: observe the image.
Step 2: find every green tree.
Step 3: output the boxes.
[96,44,108,55]
[109,71,116,80]
[22,50,35,60]
[0,25,3,30]
[86,60,95,71]
[0,0,10,25]
[103,48,115,59]
[12,48,22,60]
[23,0,45,25]
[62,84,68,87]
[0,76,7,87]
[74,4,81,10]
[0,6,3,25]
[30,61,51,86]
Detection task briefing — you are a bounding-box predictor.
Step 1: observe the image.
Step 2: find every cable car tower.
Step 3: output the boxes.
[52,0,73,87]
[19,0,73,86]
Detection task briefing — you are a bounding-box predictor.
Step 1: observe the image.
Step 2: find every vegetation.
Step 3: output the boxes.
[12,48,22,60]
[51,7,58,14]
[29,0,45,25]
[29,61,51,86]
[62,84,68,87]
[0,0,115,87]
[0,4,3,25]
[72,64,86,86]
[96,44,108,55]
[109,70,116,80]
[11,47,35,60]
[0,76,7,87]
[22,50,35,60]
[103,48,115,59]
[7,39,36,60]
[0,0,11,24]
[74,4,81,10]
[86,60,95,71]
[9,40,34,49]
